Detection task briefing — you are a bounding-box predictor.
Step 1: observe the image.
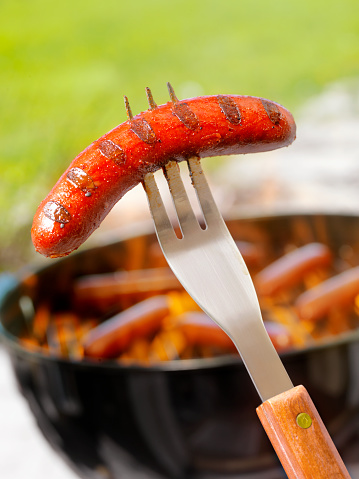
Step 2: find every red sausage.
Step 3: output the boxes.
[72,267,182,313]
[295,266,359,322]
[83,295,170,358]
[31,84,296,258]
[255,243,333,296]
[176,312,237,351]
[177,313,293,353]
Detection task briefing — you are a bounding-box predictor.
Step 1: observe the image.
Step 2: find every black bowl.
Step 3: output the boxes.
[1,214,359,479]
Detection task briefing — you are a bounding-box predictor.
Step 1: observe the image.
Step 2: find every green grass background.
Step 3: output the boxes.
[1,0,359,270]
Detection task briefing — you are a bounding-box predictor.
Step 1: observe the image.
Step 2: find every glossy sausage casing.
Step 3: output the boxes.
[31,94,296,258]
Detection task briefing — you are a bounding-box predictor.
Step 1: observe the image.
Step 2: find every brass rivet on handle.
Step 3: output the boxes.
[296,412,312,429]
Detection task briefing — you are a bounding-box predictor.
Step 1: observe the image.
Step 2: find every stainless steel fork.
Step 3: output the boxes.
[143,156,350,479]
[144,156,293,401]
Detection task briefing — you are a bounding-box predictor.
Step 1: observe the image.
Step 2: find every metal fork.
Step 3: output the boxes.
[143,156,350,479]
[144,156,292,401]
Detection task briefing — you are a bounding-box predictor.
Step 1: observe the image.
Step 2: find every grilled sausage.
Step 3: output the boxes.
[255,243,332,296]
[83,295,170,358]
[31,83,296,258]
[295,266,359,322]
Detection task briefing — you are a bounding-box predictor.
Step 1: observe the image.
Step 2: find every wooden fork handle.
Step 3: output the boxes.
[256,385,351,478]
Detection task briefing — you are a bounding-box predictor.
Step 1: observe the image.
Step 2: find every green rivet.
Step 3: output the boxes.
[296,412,312,429]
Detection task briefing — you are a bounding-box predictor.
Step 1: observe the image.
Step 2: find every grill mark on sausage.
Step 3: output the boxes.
[43,201,71,224]
[217,95,242,125]
[172,102,200,130]
[261,99,282,125]
[130,119,157,144]
[98,140,126,165]
[66,168,97,196]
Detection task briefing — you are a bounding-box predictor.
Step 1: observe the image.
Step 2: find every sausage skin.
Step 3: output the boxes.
[31,88,296,258]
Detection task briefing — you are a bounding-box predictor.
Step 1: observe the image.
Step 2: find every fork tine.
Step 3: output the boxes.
[164,160,201,235]
[143,172,178,243]
[187,156,224,228]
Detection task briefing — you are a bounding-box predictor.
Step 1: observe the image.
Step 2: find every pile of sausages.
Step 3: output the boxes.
[20,238,359,362]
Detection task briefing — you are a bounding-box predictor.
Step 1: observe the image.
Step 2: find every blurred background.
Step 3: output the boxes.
[1,0,359,477]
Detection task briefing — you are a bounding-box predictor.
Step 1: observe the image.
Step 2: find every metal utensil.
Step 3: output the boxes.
[143,156,350,478]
